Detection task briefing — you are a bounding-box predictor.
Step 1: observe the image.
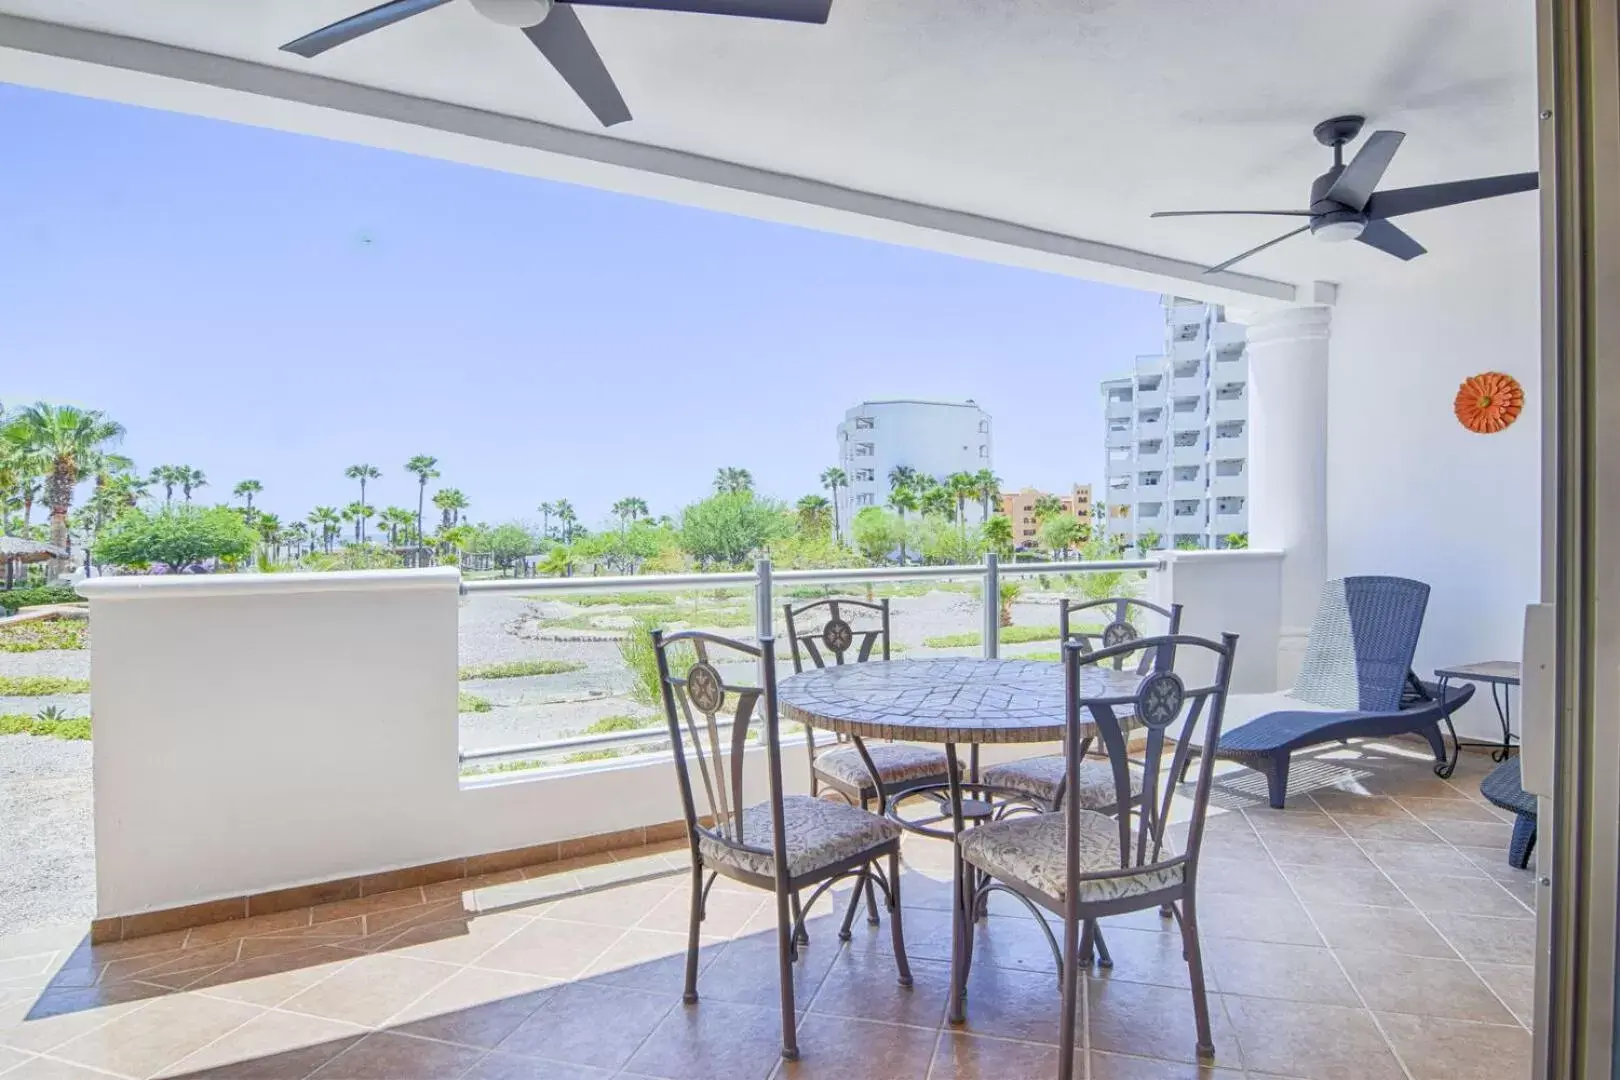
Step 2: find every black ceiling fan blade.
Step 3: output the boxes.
[1151,210,1314,219]
[1366,173,1539,219]
[1356,219,1427,261]
[281,0,453,58]
[1203,225,1311,274]
[524,7,632,127]
[564,0,831,22]
[1323,130,1406,210]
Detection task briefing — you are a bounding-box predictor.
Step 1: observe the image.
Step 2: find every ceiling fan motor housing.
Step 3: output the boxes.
[468,0,553,28]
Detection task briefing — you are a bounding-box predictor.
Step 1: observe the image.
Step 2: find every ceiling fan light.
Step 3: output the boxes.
[468,0,552,28]
[1313,217,1366,243]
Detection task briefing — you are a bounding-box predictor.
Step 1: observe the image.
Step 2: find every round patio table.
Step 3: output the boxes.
[778,657,1145,1023]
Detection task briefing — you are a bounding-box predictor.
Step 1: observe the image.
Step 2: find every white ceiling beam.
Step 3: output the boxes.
[0,12,1297,306]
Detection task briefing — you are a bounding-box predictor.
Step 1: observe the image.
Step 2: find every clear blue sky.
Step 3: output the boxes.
[0,82,1164,530]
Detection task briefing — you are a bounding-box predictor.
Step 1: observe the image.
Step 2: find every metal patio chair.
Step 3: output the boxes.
[952,631,1239,1077]
[786,597,949,928]
[654,628,912,1062]
[983,598,1183,815]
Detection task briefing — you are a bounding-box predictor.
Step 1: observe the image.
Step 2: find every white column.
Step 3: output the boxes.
[1244,304,1332,688]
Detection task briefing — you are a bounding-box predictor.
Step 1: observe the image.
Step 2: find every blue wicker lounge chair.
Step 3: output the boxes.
[1198,576,1475,809]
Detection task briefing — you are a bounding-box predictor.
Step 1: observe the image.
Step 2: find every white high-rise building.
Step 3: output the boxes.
[1101,297,1249,552]
[834,400,993,538]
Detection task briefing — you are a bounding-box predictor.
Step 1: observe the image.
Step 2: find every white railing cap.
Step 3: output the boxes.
[76,566,461,601]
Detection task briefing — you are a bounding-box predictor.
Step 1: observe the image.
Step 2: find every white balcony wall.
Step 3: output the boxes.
[1136,385,1167,409]
[1211,396,1246,422]
[1212,473,1246,497]
[78,570,814,921]
[1212,433,1248,457]
[1173,375,1205,398]
[1214,355,1249,381]
[1171,337,1205,362]
[1173,442,1206,465]
[1106,401,1133,420]
[1210,322,1248,347]
[1213,511,1248,534]
[1324,208,1540,743]
[1136,417,1167,439]
[1171,407,1205,432]
[1173,480,1206,500]
[1136,450,1168,470]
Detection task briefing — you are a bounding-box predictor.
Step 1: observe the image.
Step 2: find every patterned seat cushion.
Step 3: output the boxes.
[958,809,1184,903]
[982,755,1142,810]
[698,795,901,879]
[814,743,949,792]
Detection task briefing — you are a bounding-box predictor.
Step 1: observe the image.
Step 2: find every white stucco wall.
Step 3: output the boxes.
[1324,208,1542,741]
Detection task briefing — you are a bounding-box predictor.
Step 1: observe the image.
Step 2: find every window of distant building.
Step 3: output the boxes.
[854,416,875,429]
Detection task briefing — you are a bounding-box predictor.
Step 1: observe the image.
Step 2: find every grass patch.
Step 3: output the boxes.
[680,607,754,629]
[919,623,1106,649]
[1015,651,1062,662]
[583,714,657,734]
[457,692,493,713]
[462,756,548,777]
[571,593,676,607]
[458,658,586,680]
[0,712,91,740]
[0,620,88,652]
[0,675,90,696]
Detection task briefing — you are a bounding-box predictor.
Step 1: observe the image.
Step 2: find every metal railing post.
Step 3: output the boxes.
[755,555,774,643]
[983,551,1000,660]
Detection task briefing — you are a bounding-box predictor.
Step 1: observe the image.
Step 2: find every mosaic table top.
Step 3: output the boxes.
[778,658,1143,745]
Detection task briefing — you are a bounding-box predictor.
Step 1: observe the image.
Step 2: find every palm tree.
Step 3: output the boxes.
[2,403,125,572]
[343,501,375,544]
[973,469,1002,521]
[611,496,649,535]
[380,506,415,547]
[308,506,341,553]
[888,485,918,565]
[796,494,832,536]
[256,512,284,562]
[344,464,381,540]
[285,521,312,561]
[887,465,918,494]
[149,465,179,508]
[554,498,578,543]
[538,501,556,540]
[946,471,978,535]
[713,467,753,495]
[403,456,439,551]
[819,466,847,538]
[1032,493,1066,524]
[919,484,954,520]
[433,487,468,530]
[233,479,263,520]
[179,467,207,503]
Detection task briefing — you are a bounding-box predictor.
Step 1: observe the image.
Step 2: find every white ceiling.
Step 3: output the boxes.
[0,0,1540,298]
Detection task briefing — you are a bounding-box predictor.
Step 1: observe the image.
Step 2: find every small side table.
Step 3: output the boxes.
[1433,661,1520,778]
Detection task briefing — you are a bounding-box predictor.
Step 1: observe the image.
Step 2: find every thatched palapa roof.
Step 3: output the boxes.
[0,536,68,563]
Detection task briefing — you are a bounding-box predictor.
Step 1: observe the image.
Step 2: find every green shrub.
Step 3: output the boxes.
[0,711,91,740]
[0,675,90,696]
[0,620,88,652]
[458,658,586,680]
[573,593,675,607]
[0,587,80,615]
[457,692,493,713]
[583,714,657,734]
[620,614,695,708]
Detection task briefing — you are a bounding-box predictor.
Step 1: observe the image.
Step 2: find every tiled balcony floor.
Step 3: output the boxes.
[0,744,1533,1079]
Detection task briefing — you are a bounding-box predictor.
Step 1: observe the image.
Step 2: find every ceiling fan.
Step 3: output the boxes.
[1150,115,1537,274]
[281,0,832,128]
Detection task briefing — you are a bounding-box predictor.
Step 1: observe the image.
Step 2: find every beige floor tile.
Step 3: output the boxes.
[0,981,172,1054]
[955,962,1069,1047]
[0,1057,135,1079]
[808,953,949,1030]
[1358,840,1487,878]
[1338,952,1516,1024]
[156,1008,365,1079]
[1087,981,1234,1066]
[1243,808,1344,836]
[1305,903,1458,959]
[1278,865,1411,909]
[581,928,725,995]
[184,910,314,949]
[308,889,426,927]
[1193,893,1322,947]
[695,930,840,1009]
[777,1013,938,1080]
[278,953,458,1028]
[463,1051,612,1079]
[1397,796,1505,823]
[1223,995,1404,1080]
[466,873,583,914]
[637,886,765,938]
[183,946,358,1008]
[308,1030,485,1079]
[471,918,627,980]
[384,966,555,1048]
[1425,912,1537,967]
[1381,871,1534,918]
[1473,963,1535,1027]
[51,991,263,1078]
[1248,833,1375,869]
[1308,792,1411,818]
[1376,1012,1532,1080]
[1195,857,1297,898]
[0,1045,32,1074]
[363,911,532,967]
[495,982,675,1070]
[624,997,787,1080]
[1330,816,1447,845]
[1202,939,1357,1007]
[929,1031,1062,1080]
[1087,1051,1244,1078]
[1084,926,1206,992]
[539,880,679,928]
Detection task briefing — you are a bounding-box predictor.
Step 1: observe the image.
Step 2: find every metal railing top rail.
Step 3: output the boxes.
[460,557,1162,595]
[460,717,746,763]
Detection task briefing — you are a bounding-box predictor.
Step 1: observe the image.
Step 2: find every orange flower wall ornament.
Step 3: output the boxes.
[1454,372,1524,434]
